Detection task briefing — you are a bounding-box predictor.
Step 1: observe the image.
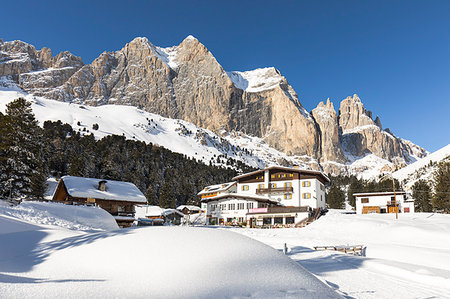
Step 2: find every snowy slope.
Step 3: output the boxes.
[0,213,339,298]
[393,144,450,190]
[0,78,424,179]
[230,210,450,298]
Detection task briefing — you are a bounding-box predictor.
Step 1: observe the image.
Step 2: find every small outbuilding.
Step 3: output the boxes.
[353,191,415,214]
[52,175,147,227]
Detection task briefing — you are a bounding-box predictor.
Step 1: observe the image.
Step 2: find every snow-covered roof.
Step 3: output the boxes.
[60,176,146,203]
[163,209,185,217]
[197,182,236,195]
[145,206,185,217]
[201,193,279,205]
[177,205,201,211]
[145,205,165,217]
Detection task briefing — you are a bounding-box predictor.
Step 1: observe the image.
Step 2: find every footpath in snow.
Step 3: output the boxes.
[227,210,450,298]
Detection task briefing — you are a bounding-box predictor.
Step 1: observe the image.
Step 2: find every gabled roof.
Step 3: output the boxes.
[232,166,330,183]
[201,193,279,205]
[197,182,237,195]
[59,175,147,203]
[177,205,201,211]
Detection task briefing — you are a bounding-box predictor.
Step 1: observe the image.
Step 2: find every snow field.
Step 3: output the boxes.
[0,213,340,298]
[228,210,450,298]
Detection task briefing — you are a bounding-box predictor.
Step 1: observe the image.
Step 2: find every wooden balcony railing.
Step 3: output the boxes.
[256,187,293,194]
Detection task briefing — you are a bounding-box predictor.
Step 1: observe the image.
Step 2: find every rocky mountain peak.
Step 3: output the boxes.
[0,37,428,176]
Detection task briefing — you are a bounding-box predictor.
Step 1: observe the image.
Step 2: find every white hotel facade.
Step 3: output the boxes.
[198,166,329,227]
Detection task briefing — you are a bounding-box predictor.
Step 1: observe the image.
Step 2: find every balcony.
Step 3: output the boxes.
[256,187,293,194]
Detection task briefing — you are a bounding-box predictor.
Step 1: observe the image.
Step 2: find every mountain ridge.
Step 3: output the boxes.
[0,36,428,176]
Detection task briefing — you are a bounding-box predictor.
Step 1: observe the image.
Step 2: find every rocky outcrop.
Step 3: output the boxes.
[338,94,418,166]
[0,37,428,174]
[0,40,83,96]
[312,99,345,163]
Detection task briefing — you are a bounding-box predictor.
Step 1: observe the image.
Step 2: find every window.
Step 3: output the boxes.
[289,173,294,178]
[220,204,226,210]
[302,181,311,187]
[246,202,254,209]
[281,174,286,178]
[284,194,292,199]
[284,182,292,188]
[228,203,235,210]
[361,198,369,203]
[274,217,283,224]
[256,175,264,180]
[285,217,295,224]
[270,183,277,188]
[263,218,271,225]
[118,206,125,212]
[320,184,325,191]
[303,193,311,199]
[271,174,275,179]
[241,185,249,191]
[258,184,264,189]
[257,202,267,208]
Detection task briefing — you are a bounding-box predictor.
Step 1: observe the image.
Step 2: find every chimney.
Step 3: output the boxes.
[98,180,107,191]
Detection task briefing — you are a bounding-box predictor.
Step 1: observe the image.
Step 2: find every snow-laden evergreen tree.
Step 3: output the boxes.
[0,98,47,200]
[327,185,345,209]
[432,161,450,212]
[412,179,432,212]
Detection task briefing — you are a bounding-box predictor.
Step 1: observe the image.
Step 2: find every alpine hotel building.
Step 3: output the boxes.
[198,166,329,227]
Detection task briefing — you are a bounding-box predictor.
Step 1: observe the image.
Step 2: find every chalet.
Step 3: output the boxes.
[177,205,202,215]
[199,166,330,227]
[52,176,147,228]
[353,191,415,214]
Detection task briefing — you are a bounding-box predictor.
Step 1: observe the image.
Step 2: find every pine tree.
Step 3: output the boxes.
[432,162,450,212]
[347,177,364,208]
[412,179,432,212]
[327,185,345,209]
[0,98,47,199]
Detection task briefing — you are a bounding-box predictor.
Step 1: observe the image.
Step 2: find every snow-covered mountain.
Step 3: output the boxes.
[0,37,428,178]
[393,144,450,190]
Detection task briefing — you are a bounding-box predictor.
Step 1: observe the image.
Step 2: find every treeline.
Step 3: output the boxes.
[0,98,255,207]
[326,164,449,213]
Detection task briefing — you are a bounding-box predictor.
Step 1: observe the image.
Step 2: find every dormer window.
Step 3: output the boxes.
[98,180,107,191]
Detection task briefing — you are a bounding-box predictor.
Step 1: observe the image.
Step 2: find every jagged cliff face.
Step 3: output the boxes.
[0,37,427,174]
[312,99,345,164]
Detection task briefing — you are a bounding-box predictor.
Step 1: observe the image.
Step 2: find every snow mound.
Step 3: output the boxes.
[0,201,119,231]
[0,224,339,298]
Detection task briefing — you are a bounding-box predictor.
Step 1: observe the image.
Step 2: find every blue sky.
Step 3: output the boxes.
[1,0,449,152]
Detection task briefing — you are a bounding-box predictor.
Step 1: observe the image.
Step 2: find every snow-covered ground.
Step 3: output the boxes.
[0,202,338,298]
[227,210,450,298]
[1,202,449,298]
